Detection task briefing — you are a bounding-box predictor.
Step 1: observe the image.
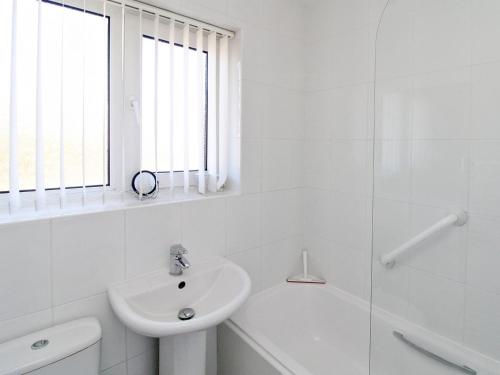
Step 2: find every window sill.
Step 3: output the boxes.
[0,187,240,226]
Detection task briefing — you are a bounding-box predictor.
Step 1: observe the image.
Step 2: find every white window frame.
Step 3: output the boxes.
[122,10,211,192]
[0,0,237,217]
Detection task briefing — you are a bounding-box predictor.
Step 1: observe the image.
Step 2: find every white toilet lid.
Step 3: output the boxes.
[0,317,101,375]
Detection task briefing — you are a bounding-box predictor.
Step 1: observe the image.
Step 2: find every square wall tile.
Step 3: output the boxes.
[464,287,500,362]
[181,198,226,259]
[329,191,371,251]
[408,269,465,341]
[54,293,126,370]
[304,91,332,141]
[226,194,261,254]
[261,0,302,35]
[471,63,500,140]
[469,141,500,216]
[471,0,500,64]
[374,77,413,140]
[262,237,302,289]
[302,188,332,240]
[411,140,469,208]
[374,141,412,201]
[329,242,367,298]
[240,139,262,194]
[52,211,125,305]
[240,80,263,139]
[262,140,296,192]
[303,1,330,43]
[226,247,262,294]
[304,38,332,91]
[261,87,303,140]
[330,27,372,87]
[329,0,370,36]
[466,214,500,295]
[262,189,301,244]
[371,262,410,317]
[412,68,471,140]
[0,221,51,321]
[305,0,371,43]
[303,141,332,190]
[240,27,265,83]
[260,34,303,90]
[125,204,181,277]
[330,140,373,196]
[413,0,470,73]
[330,84,370,140]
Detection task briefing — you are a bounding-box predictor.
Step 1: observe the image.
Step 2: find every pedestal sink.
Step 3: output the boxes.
[108,256,251,375]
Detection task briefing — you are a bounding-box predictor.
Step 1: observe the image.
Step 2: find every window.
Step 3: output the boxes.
[1,0,233,216]
[0,0,109,193]
[141,36,208,173]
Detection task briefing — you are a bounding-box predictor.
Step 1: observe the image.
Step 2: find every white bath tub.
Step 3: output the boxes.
[222,283,500,375]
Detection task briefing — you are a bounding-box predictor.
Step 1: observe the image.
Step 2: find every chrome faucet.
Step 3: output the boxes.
[169,244,191,276]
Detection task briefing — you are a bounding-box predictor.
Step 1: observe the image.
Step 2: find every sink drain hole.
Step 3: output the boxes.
[31,339,49,350]
[178,307,195,321]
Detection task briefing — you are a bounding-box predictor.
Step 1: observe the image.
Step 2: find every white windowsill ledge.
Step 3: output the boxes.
[0,187,240,226]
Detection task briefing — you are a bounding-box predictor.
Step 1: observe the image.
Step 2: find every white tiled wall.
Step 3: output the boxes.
[0,193,303,373]
[302,0,380,299]
[0,0,305,373]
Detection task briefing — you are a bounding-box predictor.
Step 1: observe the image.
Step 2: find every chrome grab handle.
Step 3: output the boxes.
[393,331,477,375]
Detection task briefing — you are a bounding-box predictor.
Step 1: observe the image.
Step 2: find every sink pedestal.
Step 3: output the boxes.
[160,330,207,375]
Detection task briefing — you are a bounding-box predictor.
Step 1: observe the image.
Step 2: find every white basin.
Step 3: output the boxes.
[108,256,251,337]
[108,256,251,375]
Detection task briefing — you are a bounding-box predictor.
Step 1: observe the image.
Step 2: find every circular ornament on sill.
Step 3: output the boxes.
[131,170,158,198]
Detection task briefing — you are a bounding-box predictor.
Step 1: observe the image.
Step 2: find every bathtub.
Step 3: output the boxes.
[219,282,500,375]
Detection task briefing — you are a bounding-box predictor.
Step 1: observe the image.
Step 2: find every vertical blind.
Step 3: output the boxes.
[1,0,233,216]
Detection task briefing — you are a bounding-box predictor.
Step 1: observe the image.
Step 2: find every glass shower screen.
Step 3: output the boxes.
[370,1,500,374]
